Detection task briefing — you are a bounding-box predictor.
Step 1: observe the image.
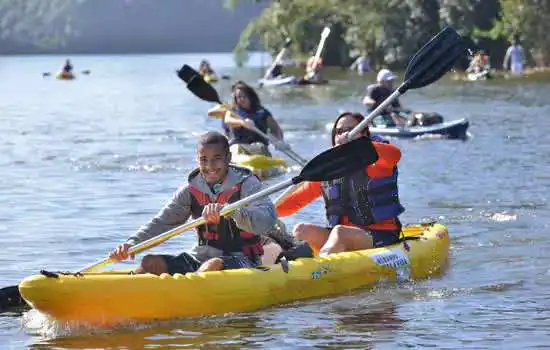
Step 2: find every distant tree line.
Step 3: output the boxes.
[226,0,550,69]
[2,0,548,68]
[0,0,76,53]
[0,0,262,55]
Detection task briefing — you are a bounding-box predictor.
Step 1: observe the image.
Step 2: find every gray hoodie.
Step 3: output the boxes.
[126,165,276,262]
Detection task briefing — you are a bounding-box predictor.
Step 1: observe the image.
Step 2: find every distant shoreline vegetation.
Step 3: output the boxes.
[228,0,550,70]
[0,0,264,57]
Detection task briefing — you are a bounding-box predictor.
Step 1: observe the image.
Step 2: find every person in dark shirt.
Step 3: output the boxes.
[62,59,73,73]
[362,69,406,127]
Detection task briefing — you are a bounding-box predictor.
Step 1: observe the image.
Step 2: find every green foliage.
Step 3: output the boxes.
[2,0,550,66]
[491,0,550,66]
[228,0,550,67]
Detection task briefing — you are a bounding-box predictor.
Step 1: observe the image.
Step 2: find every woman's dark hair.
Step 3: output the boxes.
[198,131,230,156]
[331,112,370,145]
[231,80,261,111]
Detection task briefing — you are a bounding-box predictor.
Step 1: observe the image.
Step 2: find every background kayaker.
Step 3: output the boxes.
[62,59,73,73]
[467,50,491,74]
[350,52,372,75]
[276,112,405,256]
[362,69,407,127]
[503,37,525,76]
[304,56,324,82]
[109,131,277,274]
[223,81,286,156]
[199,60,215,76]
[268,63,285,79]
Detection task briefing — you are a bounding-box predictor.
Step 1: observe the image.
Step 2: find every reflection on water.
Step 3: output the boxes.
[29,314,278,349]
[30,302,406,349]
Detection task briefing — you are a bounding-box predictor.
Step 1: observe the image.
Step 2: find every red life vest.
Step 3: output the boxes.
[188,178,263,258]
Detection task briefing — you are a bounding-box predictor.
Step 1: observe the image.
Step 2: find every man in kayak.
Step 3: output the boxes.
[62,59,73,73]
[222,81,286,156]
[362,69,406,127]
[276,112,404,256]
[110,131,277,274]
[503,37,525,76]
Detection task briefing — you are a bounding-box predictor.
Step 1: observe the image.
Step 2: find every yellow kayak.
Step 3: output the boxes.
[56,71,75,80]
[203,74,218,83]
[19,223,449,326]
[230,144,288,179]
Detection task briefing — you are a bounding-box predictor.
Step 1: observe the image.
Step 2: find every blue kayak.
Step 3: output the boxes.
[370,117,470,139]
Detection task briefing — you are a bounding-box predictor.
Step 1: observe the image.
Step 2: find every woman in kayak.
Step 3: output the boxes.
[276,112,404,256]
[110,131,277,274]
[223,81,285,156]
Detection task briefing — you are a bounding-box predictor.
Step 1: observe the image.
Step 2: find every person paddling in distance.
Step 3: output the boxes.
[62,59,73,74]
[276,112,404,256]
[110,132,277,274]
[199,60,215,76]
[304,56,324,82]
[362,69,408,127]
[268,64,285,79]
[222,81,286,156]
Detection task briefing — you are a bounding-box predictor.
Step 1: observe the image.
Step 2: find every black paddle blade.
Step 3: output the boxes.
[295,137,378,183]
[176,64,221,104]
[0,285,28,312]
[401,27,466,92]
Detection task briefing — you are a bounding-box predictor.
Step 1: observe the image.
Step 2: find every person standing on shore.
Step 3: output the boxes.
[350,53,372,75]
[503,38,525,76]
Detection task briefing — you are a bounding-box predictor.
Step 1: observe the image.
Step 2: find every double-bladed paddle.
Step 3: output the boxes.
[178,64,308,166]
[42,70,91,78]
[261,37,293,83]
[348,26,467,139]
[305,27,331,80]
[79,136,378,273]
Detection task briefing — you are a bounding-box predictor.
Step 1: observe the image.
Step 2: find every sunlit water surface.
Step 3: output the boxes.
[1,53,549,349]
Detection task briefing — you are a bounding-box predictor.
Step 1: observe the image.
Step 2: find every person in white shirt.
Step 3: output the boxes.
[350,53,372,75]
[503,38,525,76]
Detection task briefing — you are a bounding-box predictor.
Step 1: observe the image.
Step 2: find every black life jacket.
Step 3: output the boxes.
[225,107,270,145]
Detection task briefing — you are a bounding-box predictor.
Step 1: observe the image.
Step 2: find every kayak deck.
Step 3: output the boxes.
[19,223,449,326]
[230,146,288,179]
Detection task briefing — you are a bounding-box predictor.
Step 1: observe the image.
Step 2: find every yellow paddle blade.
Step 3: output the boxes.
[207,104,227,119]
[233,154,288,170]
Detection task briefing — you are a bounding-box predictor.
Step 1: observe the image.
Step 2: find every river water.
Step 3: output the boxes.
[1,53,549,349]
